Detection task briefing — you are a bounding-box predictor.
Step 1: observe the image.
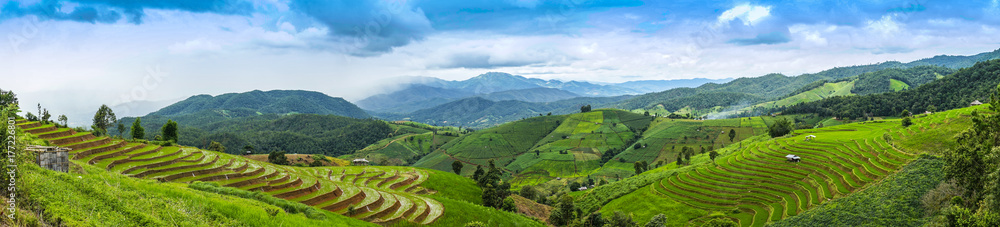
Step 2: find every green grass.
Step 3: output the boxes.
[600,184,710,225]
[596,105,981,227]
[746,80,855,110]
[21,160,375,226]
[889,79,910,91]
[768,155,945,226]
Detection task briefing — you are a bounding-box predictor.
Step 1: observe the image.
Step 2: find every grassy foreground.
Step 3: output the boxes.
[19,160,375,226]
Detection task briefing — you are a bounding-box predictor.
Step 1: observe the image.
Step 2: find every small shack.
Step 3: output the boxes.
[785,154,801,162]
[352,158,369,166]
[28,145,71,172]
[804,135,816,141]
[971,100,983,106]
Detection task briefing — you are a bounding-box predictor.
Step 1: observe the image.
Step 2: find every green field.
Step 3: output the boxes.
[889,79,910,91]
[590,104,985,226]
[748,80,855,110]
[16,120,542,226]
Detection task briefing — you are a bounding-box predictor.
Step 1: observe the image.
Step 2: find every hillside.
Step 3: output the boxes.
[390,95,632,128]
[151,90,369,119]
[115,113,393,157]
[14,119,544,226]
[784,59,1000,118]
[355,85,473,114]
[477,87,580,102]
[585,104,985,226]
[614,49,1000,115]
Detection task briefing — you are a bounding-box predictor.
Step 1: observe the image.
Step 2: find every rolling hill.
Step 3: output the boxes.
[150,90,369,119]
[15,119,544,227]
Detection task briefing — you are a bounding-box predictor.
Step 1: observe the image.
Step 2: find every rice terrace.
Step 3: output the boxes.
[4,1,1000,227]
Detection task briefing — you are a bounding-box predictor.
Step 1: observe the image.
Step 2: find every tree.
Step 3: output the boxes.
[92,104,116,136]
[520,185,538,201]
[472,165,485,181]
[549,195,576,226]
[644,111,650,116]
[41,108,51,124]
[709,150,720,163]
[645,214,667,227]
[131,117,145,140]
[768,117,794,138]
[634,161,646,175]
[25,112,37,121]
[116,123,126,138]
[501,197,517,212]
[310,154,325,167]
[607,211,637,227]
[207,141,226,152]
[943,83,1000,224]
[901,109,911,117]
[728,129,736,142]
[37,103,40,121]
[161,119,178,142]
[268,151,289,165]
[580,104,592,113]
[452,160,464,175]
[928,105,937,113]
[0,89,16,106]
[902,117,913,127]
[570,181,581,191]
[57,114,67,126]
[585,212,606,227]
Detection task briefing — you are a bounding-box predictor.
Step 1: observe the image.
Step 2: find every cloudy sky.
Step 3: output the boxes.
[2,0,999,125]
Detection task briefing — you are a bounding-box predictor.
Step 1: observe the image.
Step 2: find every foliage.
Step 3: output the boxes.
[767,117,793,138]
[581,104,592,113]
[851,66,955,95]
[769,156,948,227]
[207,141,226,152]
[117,113,393,156]
[728,129,736,142]
[131,117,145,140]
[902,117,913,127]
[644,214,667,227]
[161,119,178,142]
[268,150,290,165]
[606,211,637,227]
[941,83,1000,225]
[0,88,16,106]
[784,59,1000,118]
[452,160,464,175]
[92,104,116,136]
[700,218,737,227]
[549,195,576,226]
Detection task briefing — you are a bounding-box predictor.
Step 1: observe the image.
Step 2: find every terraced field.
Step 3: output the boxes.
[17,122,446,225]
[639,119,922,226]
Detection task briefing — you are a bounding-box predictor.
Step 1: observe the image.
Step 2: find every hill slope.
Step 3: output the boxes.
[151,90,369,119]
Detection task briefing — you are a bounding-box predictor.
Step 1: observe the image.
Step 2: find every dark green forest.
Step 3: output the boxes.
[851,66,956,95]
[784,59,1000,119]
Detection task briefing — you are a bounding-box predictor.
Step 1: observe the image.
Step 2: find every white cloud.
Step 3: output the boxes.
[168,39,222,54]
[866,15,901,36]
[718,4,772,26]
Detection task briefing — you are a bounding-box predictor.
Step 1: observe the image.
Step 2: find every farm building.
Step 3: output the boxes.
[971,100,983,106]
[785,154,801,162]
[804,135,816,141]
[28,145,71,172]
[352,158,370,166]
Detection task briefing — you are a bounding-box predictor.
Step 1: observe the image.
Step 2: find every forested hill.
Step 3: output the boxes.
[851,66,956,95]
[614,48,1000,111]
[150,90,369,119]
[391,95,632,128]
[115,113,391,156]
[783,59,1000,119]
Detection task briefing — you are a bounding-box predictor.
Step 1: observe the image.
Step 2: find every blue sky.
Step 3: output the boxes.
[2,0,999,125]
